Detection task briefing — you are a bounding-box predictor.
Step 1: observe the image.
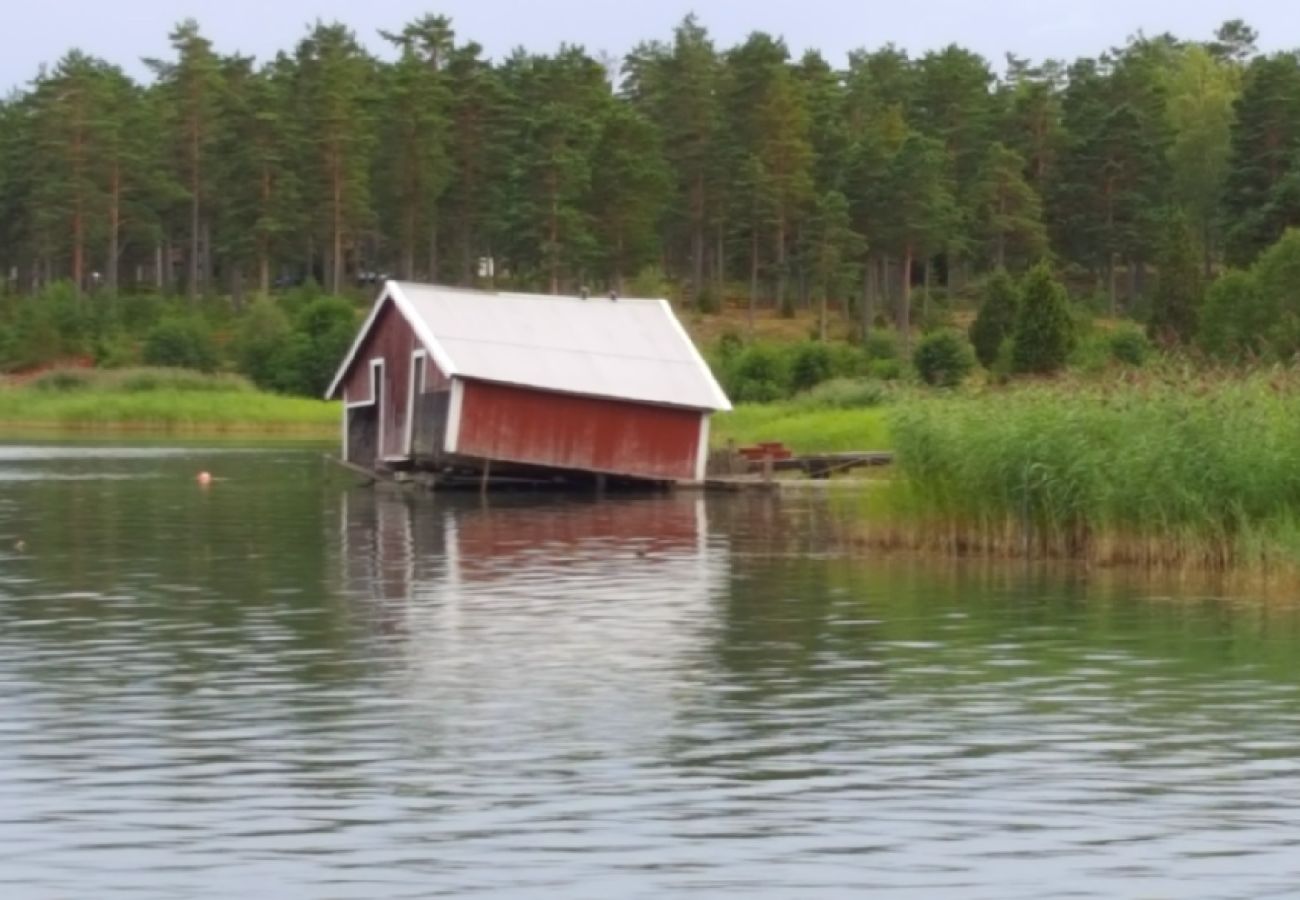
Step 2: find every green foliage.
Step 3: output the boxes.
[232,300,294,389]
[1198,269,1265,359]
[1109,324,1152,366]
[793,377,892,410]
[726,344,787,403]
[788,342,834,392]
[913,329,976,388]
[141,317,218,372]
[867,358,904,381]
[863,329,901,361]
[628,266,673,299]
[1011,264,1075,375]
[888,373,1300,567]
[1148,215,1204,344]
[27,367,253,394]
[969,270,1021,368]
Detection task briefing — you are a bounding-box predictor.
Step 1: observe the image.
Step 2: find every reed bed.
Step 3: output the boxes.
[880,371,1300,573]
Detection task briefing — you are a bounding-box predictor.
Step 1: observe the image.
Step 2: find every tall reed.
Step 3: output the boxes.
[883,370,1300,572]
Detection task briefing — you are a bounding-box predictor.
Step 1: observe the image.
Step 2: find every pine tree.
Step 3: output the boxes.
[589,103,669,293]
[1012,263,1075,374]
[969,270,1021,368]
[378,15,453,281]
[1223,54,1300,265]
[146,21,224,300]
[292,22,377,294]
[1147,214,1205,345]
[1164,46,1239,274]
[880,134,958,352]
[754,65,814,316]
[970,142,1047,269]
[810,190,862,340]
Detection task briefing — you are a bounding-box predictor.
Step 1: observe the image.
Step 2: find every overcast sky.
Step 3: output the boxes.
[5,1,1299,91]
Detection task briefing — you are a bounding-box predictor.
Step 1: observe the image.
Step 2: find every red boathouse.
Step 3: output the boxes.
[326,282,731,483]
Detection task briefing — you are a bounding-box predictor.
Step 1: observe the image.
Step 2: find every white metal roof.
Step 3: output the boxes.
[327,282,731,412]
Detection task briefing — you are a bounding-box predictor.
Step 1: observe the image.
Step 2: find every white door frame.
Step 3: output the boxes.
[406,349,428,455]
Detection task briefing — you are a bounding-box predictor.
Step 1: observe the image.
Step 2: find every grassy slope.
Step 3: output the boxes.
[0,380,337,436]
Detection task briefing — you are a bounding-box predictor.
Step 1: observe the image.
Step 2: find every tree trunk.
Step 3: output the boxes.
[776,211,791,318]
[900,244,914,355]
[818,287,828,342]
[861,257,874,343]
[107,163,121,296]
[715,221,725,298]
[548,188,560,295]
[332,166,344,295]
[155,244,165,292]
[201,220,214,298]
[428,216,439,284]
[749,229,759,336]
[231,262,245,311]
[1106,252,1118,317]
[401,206,416,281]
[690,173,705,301]
[923,257,933,324]
[189,179,200,303]
[258,250,270,298]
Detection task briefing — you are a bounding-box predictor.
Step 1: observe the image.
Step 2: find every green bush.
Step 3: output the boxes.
[232,300,294,390]
[867,358,903,381]
[1198,269,1267,361]
[969,271,1020,368]
[864,329,900,361]
[793,377,892,410]
[788,341,834,393]
[913,329,976,388]
[1012,264,1075,375]
[1069,332,1112,376]
[1108,325,1151,367]
[93,331,138,369]
[28,369,95,392]
[141,317,219,372]
[728,344,787,403]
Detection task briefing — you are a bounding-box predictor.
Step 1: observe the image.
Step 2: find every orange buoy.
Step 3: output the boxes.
[197,471,213,486]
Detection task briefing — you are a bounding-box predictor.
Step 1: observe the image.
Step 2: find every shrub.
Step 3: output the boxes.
[913,329,976,388]
[1198,269,1267,360]
[628,265,673,300]
[728,344,787,403]
[788,341,834,393]
[93,331,138,369]
[232,300,294,390]
[695,282,721,314]
[28,369,95,392]
[864,329,900,361]
[1012,264,1075,375]
[142,317,218,372]
[794,377,892,410]
[969,270,1020,368]
[1069,332,1112,376]
[867,358,903,381]
[1108,325,1151,367]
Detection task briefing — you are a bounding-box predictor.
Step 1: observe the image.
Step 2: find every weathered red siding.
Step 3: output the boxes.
[455,381,705,481]
[341,298,445,459]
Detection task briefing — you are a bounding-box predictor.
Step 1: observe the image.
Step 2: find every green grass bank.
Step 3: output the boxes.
[0,368,338,437]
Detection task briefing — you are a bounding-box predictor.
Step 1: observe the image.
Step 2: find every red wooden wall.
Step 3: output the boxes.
[342,298,447,459]
[455,381,705,481]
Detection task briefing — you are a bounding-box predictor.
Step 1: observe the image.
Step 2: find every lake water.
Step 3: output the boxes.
[2,444,1300,898]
